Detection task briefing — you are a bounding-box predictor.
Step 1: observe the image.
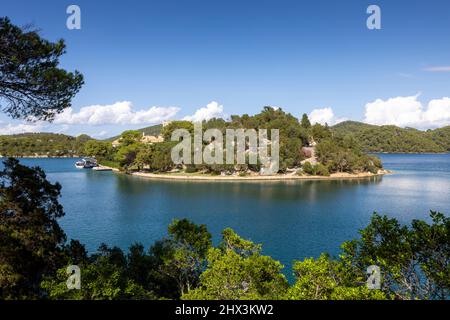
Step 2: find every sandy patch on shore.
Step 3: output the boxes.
[127,170,391,182]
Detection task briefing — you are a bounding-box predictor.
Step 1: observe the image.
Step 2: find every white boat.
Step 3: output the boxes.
[75,158,98,169]
[75,161,85,169]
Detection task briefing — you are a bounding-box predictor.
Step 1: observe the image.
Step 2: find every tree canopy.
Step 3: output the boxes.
[0,158,66,298]
[0,17,84,121]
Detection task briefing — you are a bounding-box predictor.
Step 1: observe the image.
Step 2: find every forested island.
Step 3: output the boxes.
[77,108,385,178]
[2,108,387,178]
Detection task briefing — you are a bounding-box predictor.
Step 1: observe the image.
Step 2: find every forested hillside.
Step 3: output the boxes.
[428,126,450,151]
[332,121,450,153]
[105,124,162,142]
[2,120,448,158]
[0,133,92,157]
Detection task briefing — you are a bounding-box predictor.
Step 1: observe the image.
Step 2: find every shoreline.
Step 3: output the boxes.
[97,165,120,172]
[127,170,391,182]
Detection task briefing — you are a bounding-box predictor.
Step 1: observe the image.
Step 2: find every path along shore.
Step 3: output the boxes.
[125,169,391,182]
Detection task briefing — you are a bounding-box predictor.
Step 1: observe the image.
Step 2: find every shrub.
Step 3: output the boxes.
[314,163,330,176]
[302,162,314,175]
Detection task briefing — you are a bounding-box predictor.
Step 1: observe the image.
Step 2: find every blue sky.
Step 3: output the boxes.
[1,0,450,137]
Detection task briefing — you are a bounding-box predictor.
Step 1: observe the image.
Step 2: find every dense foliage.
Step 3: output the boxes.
[0,133,92,157]
[315,136,382,174]
[332,121,450,153]
[0,17,83,121]
[182,228,288,300]
[40,218,211,300]
[103,108,382,175]
[428,126,450,152]
[1,159,449,300]
[0,158,66,298]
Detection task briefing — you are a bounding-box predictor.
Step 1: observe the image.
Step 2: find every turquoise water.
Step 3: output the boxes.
[10,154,450,275]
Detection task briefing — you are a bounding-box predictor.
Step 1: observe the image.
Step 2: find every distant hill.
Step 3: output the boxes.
[428,126,450,151]
[2,121,448,157]
[331,121,450,153]
[105,124,163,142]
[0,133,93,157]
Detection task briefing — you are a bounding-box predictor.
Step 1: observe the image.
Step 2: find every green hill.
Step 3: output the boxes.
[105,124,162,142]
[331,121,448,153]
[427,126,450,151]
[1,121,447,157]
[0,133,93,157]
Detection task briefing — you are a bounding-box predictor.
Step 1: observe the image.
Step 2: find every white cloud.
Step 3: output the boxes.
[183,101,225,122]
[0,122,44,135]
[364,94,450,129]
[54,101,180,125]
[308,107,346,125]
[422,66,450,72]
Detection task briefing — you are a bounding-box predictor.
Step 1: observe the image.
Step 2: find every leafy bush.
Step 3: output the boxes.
[302,162,314,175]
[314,163,330,176]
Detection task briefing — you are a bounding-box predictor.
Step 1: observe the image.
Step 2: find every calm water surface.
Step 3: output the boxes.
[12,154,450,275]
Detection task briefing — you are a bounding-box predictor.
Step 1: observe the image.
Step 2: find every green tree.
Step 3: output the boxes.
[118,130,141,146]
[134,142,177,172]
[134,147,153,170]
[0,158,66,299]
[287,254,386,300]
[161,121,194,141]
[41,244,154,300]
[341,211,450,300]
[183,228,288,300]
[83,140,112,159]
[302,161,314,175]
[160,219,212,296]
[148,141,177,172]
[301,113,311,129]
[115,143,143,170]
[314,163,330,176]
[0,17,83,121]
[310,123,332,142]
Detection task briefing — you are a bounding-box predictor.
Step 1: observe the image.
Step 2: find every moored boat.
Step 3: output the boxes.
[75,158,98,169]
